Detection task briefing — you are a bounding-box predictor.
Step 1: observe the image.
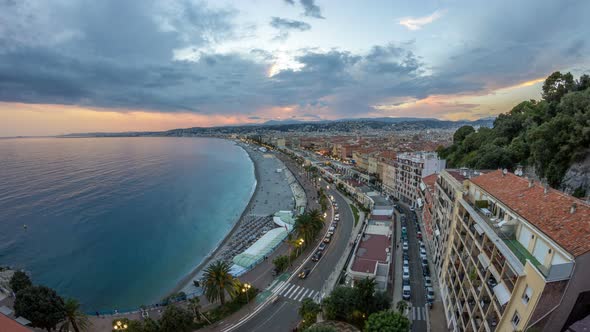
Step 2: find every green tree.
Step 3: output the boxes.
[298,298,321,329]
[14,286,66,332]
[453,125,475,143]
[273,255,290,273]
[142,318,160,332]
[322,286,357,322]
[364,310,410,332]
[59,298,91,332]
[9,271,32,294]
[542,71,575,105]
[202,261,238,305]
[396,300,408,314]
[159,305,194,332]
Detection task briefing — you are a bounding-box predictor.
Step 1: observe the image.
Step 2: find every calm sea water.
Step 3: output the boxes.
[0,137,255,311]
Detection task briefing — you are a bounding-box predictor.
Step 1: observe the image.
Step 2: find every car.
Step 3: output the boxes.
[422,265,430,277]
[426,287,435,303]
[422,257,428,268]
[403,259,409,268]
[318,242,327,251]
[403,267,410,280]
[402,278,410,286]
[328,226,335,233]
[401,226,407,235]
[298,268,311,279]
[335,213,340,218]
[402,285,411,300]
[403,251,409,261]
[417,231,423,240]
[402,241,409,251]
[312,251,323,262]
[323,235,331,243]
[334,206,339,210]
[410,207,415,211]
[420,247,427,256]
[424,276,433,288]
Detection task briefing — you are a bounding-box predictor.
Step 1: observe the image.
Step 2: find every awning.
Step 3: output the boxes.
[493,282,511,306]
[473,224,484,235]
[15,317,31,326]
[478,253,490,269]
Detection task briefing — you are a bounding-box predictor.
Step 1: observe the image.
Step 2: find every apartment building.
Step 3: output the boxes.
[417,173,438,250]
[381,160,396,198]
[436,170,590,332]
[393,152,445,207]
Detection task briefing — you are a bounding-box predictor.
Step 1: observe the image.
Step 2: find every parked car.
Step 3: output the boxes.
[403,259,409,268]
[420,247,427,256]
[410,207,415,212]
[328,226,335,235]
[403,241,409,251]
[403,278,410,286]
[426,287,435,303]
[417,231,423,240]
[312,251,323,262]
[403,251,409,261]
[318,242,327,251]
[422,257,428,268]
[323,235,332,243]
[403,267,410,280]
[298,268,312,279]
[424,276,433,288]
[403,285,411,300]
[422,265,430,277]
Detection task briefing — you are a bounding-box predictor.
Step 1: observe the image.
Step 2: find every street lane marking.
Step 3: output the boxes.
[271,281,285,294]
[286,285,300,298]
[410,307,426,321]
[281,284,296,297]
[290,286,303,299]
[297,289,310,301]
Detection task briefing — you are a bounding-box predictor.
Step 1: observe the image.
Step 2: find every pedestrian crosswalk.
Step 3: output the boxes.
[272,281,321,302]
[410,306,427,321]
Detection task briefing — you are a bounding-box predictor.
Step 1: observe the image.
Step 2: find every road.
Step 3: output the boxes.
[398,204,428,332]
[231,182,355,332]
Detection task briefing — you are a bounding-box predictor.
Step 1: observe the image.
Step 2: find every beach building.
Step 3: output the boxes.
[435,170,590,332]
[347,219,393,291]
[231,211,296,275]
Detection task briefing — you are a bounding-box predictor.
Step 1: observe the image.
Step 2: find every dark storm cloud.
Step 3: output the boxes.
[299,0,324,19]
[0,0,589,120]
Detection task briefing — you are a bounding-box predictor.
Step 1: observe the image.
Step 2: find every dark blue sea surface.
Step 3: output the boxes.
[0,137,255,311]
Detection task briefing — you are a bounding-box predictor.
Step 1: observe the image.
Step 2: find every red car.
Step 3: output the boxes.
[417,231,422,240]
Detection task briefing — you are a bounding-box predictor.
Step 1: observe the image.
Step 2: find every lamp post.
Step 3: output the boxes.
[242,283,252,312]
[297,238,305,256]
[113,320,128,330]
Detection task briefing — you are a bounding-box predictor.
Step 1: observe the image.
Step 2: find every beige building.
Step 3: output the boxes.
[435,170,590,332]
[394,152,445,207]
[381,161,396,198]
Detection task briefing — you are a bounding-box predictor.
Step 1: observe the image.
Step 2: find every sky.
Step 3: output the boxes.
[0,0,589,136]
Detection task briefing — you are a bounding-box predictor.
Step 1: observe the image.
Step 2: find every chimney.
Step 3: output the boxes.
[528,178,534,188]
[543,182,549,194]
[570,203,577,214]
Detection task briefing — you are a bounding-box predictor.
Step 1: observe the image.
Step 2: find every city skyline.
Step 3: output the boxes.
[1,0,589,136]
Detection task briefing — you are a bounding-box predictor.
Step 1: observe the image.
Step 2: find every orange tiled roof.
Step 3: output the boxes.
[470,170,590,257]
[422,173,438,188]
[0,314,31,332]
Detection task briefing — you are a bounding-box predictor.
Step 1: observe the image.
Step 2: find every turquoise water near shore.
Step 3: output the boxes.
[0,137,255,311]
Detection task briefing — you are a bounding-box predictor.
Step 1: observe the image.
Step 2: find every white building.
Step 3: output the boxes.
[394,152,445,207]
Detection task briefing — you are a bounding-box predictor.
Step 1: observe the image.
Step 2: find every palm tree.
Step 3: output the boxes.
[396,300,408,314]
[59,298,91,332]
[202,261,238,306]
[188,297,211,324]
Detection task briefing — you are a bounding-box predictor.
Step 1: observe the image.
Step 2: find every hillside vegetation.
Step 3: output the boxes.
[438,72,590,195]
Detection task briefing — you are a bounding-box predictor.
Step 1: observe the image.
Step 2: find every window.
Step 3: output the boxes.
[512,311,521,328]
[522,286,533,304]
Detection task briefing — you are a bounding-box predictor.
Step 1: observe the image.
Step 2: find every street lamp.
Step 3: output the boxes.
[297,238,305,256]
[113,321,128,330]
[242,283,252,312]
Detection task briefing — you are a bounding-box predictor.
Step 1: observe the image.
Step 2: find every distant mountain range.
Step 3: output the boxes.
[61,116,496,137]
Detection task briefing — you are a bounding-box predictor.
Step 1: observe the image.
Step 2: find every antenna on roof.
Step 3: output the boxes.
[570,203,577,214]
[502,168,508,176]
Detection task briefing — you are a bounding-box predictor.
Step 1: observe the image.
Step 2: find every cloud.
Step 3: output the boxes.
[269,17,311,40]
[399,10,444,30]
[283,0,295,4]
[300,0,324,19]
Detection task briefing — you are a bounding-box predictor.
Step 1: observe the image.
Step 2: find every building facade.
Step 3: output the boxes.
[394,152,445,207]
[435,170,590,332]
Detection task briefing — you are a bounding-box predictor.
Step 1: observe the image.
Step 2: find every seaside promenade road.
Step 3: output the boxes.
[227,185,354,332]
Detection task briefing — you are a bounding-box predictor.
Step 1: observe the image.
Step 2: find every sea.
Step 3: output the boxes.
[0,137,256,312]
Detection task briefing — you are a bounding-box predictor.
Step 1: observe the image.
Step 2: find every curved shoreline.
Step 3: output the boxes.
[169,140,261,295]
